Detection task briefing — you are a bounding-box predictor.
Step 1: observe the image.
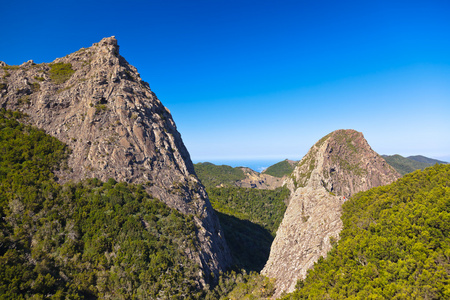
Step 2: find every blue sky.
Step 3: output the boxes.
[2,0,450,163]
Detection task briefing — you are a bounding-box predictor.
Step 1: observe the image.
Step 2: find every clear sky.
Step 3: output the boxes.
[2,0,450,163]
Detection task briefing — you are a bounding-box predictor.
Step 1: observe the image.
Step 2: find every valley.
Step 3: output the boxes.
[1,37,448,299]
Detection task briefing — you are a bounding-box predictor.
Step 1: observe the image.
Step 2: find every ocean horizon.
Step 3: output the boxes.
[192,158,298,173]
[192,154,450,174]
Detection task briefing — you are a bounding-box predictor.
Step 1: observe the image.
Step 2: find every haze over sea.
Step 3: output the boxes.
[192,157,301,173]
[193,154,450,174]
[193,158,294,173]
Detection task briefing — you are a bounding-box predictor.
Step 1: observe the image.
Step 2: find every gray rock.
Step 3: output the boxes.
[262,129,400,297]
[0,36,231,285]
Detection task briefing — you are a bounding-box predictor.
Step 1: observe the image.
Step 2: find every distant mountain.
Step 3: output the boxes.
[262,159,297,178]
[407,155,448,165]
[194,162,247,188]
[383,154,447,176]
[194,162,284,190]
[382,154,431,175]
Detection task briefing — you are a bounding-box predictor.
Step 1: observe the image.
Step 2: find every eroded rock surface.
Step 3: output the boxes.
[0,37,231,284]
[234,167,284,190]
[262,129,400,297]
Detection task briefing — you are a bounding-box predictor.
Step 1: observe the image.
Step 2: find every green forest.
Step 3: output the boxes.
[194,162,246,188]
[0,109,204,299]
[208,186,289,272]
[284,164,450,299]
[3,106,448,300]
[193,162,289,271]
[193,163,291,299]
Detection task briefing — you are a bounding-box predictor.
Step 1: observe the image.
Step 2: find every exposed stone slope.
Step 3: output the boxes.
[234,167,284,190]
[0,37,231,283]
[262,129,400,297]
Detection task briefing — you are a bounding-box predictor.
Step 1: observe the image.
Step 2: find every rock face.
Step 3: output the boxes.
[261,129,400,297]
[234,167,284,190]
[0,37,231,284]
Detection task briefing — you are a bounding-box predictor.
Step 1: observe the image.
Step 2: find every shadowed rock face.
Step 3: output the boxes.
[0,37,231,284]
[262,129,400,297]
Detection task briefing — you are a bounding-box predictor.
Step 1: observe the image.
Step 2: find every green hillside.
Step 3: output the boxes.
[283,164,450,299]
[194,162,246,188]
[208,186,289,272]
[262,159,297,178]
[194,162,289,272]
[383,154,433,175]
[0,109,204,299]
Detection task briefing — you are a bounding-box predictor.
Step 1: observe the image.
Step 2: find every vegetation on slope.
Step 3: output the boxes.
[383,154,434,175]
[49,62,75,84]
[262,159,296,178]
[204,270,276,300]
[206,185,289,272]
[208,187,289,237]
[283,164,450,299]
[194,162,246,188]
[0,109,204,299]
[194,162,289,272]
[193,162,290,298]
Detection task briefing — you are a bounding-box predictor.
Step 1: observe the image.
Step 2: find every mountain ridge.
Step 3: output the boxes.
[407,155,448,164]
[194,162,284,190]
[383,154,447,176]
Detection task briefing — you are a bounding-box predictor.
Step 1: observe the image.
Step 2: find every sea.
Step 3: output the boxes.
[192,158,291,173]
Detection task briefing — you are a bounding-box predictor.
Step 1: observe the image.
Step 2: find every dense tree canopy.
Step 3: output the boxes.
[207,186,289,272]
[194,161,289,272]
[208,186,289,237]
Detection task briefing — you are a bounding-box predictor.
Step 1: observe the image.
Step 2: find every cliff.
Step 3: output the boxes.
[0,37,231,283]
[261,129,400,297]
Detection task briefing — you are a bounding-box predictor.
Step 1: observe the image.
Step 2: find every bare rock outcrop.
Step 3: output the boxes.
[0,37,231,284]
[262,129,400,297]
[234,167,284,190]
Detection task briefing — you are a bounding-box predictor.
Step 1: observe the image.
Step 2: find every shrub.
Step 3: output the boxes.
[49,62,75,84]
[29,82,40,92]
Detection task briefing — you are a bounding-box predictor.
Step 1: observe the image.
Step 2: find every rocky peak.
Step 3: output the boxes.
[286,129,399,197]
[98,36,119,47]
[0,37,231,283]
[262,129,400,297]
